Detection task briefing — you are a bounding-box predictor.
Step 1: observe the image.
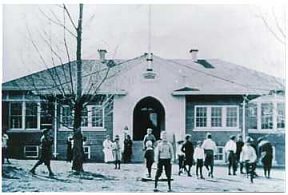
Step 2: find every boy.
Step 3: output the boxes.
[176,140,185,175]
[194,141,205,179]
[30,129,54,177]
[144,140,154,178]
[154,131,174,192]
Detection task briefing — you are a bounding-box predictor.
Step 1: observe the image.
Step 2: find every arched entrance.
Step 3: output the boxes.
[133,97,165,141]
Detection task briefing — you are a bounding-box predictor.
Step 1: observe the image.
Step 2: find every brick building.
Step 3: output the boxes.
[1,51,285,165]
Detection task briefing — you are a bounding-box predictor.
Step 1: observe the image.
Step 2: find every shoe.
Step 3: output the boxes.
[208,172,211,177]
[228,173,231,175]
[153,188,159,192]
[188,173,192,177]
[168,189,172,192]
[49,172,55,177]
[211,175,214,178]
[200,176,205,179]
[233,173,236,176]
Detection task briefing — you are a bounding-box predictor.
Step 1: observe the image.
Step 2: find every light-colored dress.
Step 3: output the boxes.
[103,139,114,163]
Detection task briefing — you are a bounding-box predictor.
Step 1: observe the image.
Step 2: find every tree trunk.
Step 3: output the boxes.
[72,3,84,173]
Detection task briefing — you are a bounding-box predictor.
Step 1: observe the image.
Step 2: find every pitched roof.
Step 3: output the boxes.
[2,54,284,96]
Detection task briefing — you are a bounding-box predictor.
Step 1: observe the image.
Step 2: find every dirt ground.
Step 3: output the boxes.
[1,159,285,192]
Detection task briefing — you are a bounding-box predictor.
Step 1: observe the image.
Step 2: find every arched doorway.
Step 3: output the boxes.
[133,97,165,141]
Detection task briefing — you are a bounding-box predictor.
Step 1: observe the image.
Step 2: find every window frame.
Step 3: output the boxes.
[24,145,39,158]
[83,146,91,160]
[214,146,225,163]
[59,104,106,131]
[194,105,240,131]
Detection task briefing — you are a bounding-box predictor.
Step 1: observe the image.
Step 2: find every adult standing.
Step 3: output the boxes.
[2,130,11,164]
[181,134,194,177]
[258,137,273,178]
[103,135,114,163]
[143,128,156,151]
[123,134,133,163]
[236,134,244,174]
[154,131,174,192]
[30,129,54,176]
[202,133,217,178]
[224,135,237,175]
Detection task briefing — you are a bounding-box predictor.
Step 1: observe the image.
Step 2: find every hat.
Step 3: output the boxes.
[197,140,202,145]
[206,133,212,138]
[185,134,191,140]
[177,140,184,144]
[230,135,236,140]
[245,137,252,143]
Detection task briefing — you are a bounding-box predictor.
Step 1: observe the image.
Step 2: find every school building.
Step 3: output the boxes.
[1,50,285,165]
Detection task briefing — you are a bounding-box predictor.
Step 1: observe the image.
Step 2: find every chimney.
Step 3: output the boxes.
[189,49,198,62]
[98,49,107,63]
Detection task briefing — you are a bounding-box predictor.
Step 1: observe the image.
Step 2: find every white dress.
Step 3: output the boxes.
[103,139,114,163]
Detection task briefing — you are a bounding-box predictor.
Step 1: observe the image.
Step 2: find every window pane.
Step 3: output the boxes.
[81,107,88,127]
[215,147,223,161]
[92,106,103,127]
[226,107,238,127]
[26,102,38,128]
[10,102,22,128]
[40,102,54,129]
[277,103,285,128]
[261,103,273,129]
[195,107,207,127]
[24,146,38,158]
[211,107,222,127]
[62,106,73,128]
[247,104,257,129]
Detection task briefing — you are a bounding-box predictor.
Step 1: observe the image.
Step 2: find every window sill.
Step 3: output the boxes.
[248,129,285,134]
[193,128,241,132]
[59,127,106,132]
[8,129,42,133]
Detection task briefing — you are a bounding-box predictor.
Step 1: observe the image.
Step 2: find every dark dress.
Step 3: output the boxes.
[236,140,244,161]
[181,141,194,166]
[259,141,273,169]
[66,140,73,162]
[39,135,53,165]
[123,139,133,163]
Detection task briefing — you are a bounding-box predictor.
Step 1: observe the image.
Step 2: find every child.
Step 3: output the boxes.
[194,140,205,179]
[154,131,174,192]
[112,135,122,169]
[240,137,257,183]
[176,140,185,175]
[144,140,154,178]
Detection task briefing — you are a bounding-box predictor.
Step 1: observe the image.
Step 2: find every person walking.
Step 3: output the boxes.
[123,134,133,163]
[154,131,174,192]
[2,130,11,164]
[202,133,217,178]
[144,140,154,178]
[181,134,194,177]
[30,129,54,177]
[143,128,156,151]
[258,137,273,178]
[112,135,122,169]
[176,140,185,175]
[103,135,114,163]
[236,134,245,174]
[240,137,257,183]
[224,135,237,175]
[194,140,205,179]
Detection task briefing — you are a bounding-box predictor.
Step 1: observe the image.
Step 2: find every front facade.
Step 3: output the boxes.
[2,53,285,165]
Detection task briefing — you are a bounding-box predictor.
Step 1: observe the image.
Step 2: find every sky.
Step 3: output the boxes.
[2,4,286,82]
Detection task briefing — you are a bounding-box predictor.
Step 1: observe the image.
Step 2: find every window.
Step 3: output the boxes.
[261,103,273,129]
[25,102,38,129]
[24,146,39,158]
[214,146,225,162]
[83,146,91,159]
[92,106,104,127]
[62,106,73,128]
[40,102,54,129]
[195,107,207,127]
[194,106,239,129]
[81,107,88,127]
[10,102,23,128]
[277,103,285,129]
[226,107,238,127]
[211,107,222,127]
